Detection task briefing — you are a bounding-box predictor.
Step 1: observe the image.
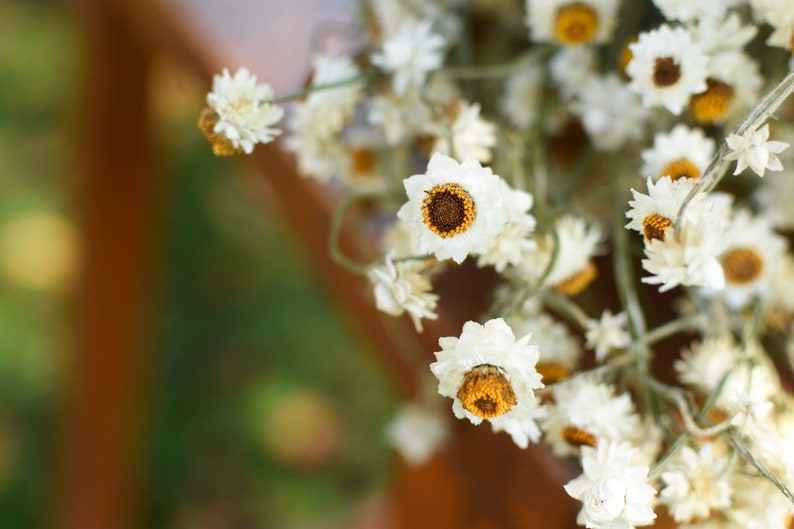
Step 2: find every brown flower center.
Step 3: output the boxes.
[555,261,598,296]
[197,107,241,156]
[689,78,735,124]
[661,158,701,181]
[642,214,673,242]
[554,2,599,46]
[653,57,681,87]
[422,183,476,238]
[722,247,764,285]
[456,364,517,419]
[563,426,597,448]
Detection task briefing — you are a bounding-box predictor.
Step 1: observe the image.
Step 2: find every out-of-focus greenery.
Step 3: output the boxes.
[0,1,398,528]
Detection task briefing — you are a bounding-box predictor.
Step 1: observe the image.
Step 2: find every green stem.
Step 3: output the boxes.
[541,290,590,331]
[503,226,560,320]
[443,46,553,80]
[262,70,378,105]
[648,432,691,480]
[329,193,377,275]
[725,432,794,506]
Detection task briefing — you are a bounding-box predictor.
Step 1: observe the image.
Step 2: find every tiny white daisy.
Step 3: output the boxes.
[564,441,657,529]
[659,442,733,524]
[725,123,790,177]
[626,25,709,115]
[501,63,545,130]
[429,318,544,425]
[585,310,631,362]
[385,401,450,465]
[625,176,711,243]
[203,67,284,154]
[397,153,507,264]
[508,309,582,381]
[640,125,716,181]
[371,20,446,96]
[368,253,439,332]
[549,46,599,100]
[476,181,537,272]
[432,100,497,163]
[525,0,620,47]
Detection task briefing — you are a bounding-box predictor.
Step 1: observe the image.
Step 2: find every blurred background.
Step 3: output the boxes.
[0,0,400,527]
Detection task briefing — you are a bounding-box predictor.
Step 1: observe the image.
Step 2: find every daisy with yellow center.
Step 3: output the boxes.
[640,124,716,182]
[397,152,508,264]
[430,318,544,441]
[525,0,619,47]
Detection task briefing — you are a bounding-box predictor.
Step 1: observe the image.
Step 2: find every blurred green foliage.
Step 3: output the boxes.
[0,1,398,527]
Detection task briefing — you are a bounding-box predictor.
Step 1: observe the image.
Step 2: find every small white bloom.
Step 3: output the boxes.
[385,402,449,465]
[585,310,631,362]
[627,25,709,115]
[725,124,790,177]
[564,441,657,529]
[432,100,497,163]
[525,0,620,46]
[652,0,741,22]
[569,73,650,151]
[501,64,545,130]
[489,401,547,449]
[659,442,733,523]
[675,336,743,395]
[429,318,544,426]
[368,253,439,332]
[397,153,507,264]
[625,176,712,242]
[476,181,537,272]
[549,46,599,100]
[371,20,446,96]
[368,89,434,145]
[541,377,640,457]
[206,67,284,154]
[509,310,582,373]
[640,125,716,181]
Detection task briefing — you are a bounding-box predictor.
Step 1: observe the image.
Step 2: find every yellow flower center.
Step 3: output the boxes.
[689,78,735,124]
[554,2,599,46]
[537,362,570,384]
[721,247,764,285]
[563,426,597,448]
[661,158,701,181]
[197,107,242,156]
[456,364,517,419]
[642,214,673,242]
[555,260,598,296]
[422,183,476,238]
[653,57,681,87]
[351,148,376,177]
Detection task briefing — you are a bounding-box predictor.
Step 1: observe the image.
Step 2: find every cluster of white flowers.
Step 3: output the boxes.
[201,0,794,526]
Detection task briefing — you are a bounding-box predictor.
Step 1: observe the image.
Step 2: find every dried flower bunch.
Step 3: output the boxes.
[199,0,794,527]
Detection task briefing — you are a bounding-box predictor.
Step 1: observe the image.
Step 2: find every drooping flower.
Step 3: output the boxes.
[626,25,709,115]
[201,67,284,155]
[725,123,790,177]
[585,310,631,362]
[368,253,439,332]
[384,401,450,466]
[564,441,657,529]
[371,20,446,96]
[397,153,508,264]
[429,318,544,431]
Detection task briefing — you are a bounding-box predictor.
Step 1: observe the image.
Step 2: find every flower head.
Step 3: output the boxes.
[397,153,507,264]
[385,402,449,465]
[640,125,716,181]
[430,318,544,427]
[525,0,620,47]
[564,441,657,529]
[202,67,284,155]
[372,20,446,96]
[368,253,439,332]
[725,124,790,177]
[585,310,631,362]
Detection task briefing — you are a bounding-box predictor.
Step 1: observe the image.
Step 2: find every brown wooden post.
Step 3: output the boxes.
[56,1,157,528]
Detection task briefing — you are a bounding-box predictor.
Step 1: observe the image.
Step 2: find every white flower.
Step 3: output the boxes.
[652,0,740,22]
[626,25,709,115]
[205,67,284,154]
[725,124,790,177]
[541,378,640,457]
[371,20,446,96]
[564,441,657,529]
[640,125,716,181]
[550,46,599,100]
[625,176,712,242]
[432,100,497,163]
[397,153,507,264]
[585,311,631,362]
[569,74,650,151]
[659,442,733,523]
[368,89,434,145]
[489,401,547,449]
[429,318,544,427]
[508,310,582,373]
[476,180,537,272]
[385,402,449,465]
[525,0,620,46]
[368,253,439,332]
[501,64,545,130]
[675,336,743,394]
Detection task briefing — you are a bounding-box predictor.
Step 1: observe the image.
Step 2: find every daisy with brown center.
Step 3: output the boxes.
[525,0,619,47]
[640,125,715,182]
[625,176,710,243]
[710,209,788,310]
[397,152,508,264]
[626,25,709,115]
[429,318,544,434]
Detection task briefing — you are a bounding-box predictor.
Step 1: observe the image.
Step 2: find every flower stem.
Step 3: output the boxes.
[443,46,553,80]
[725,432,794,506]
[262,70,378,104]
[329,193,378,275]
